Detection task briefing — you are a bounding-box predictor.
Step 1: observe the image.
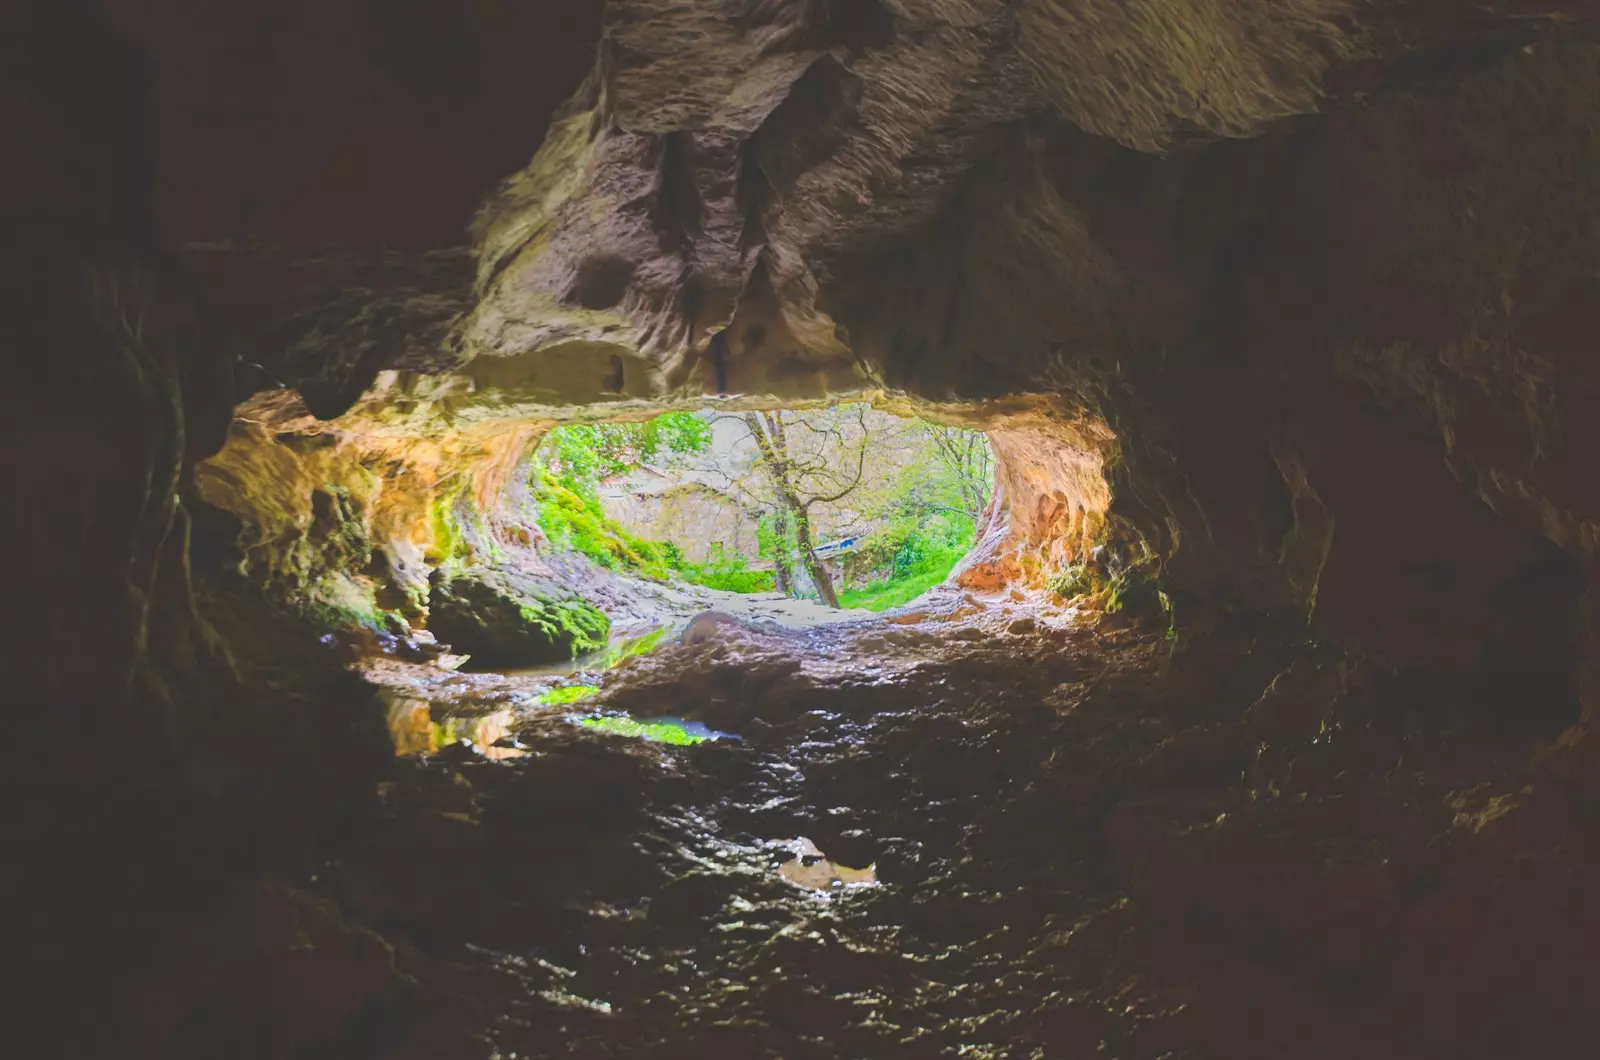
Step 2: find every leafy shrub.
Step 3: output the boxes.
[677,544,776,594]
[839,514,975,611]
[541,412,711,506]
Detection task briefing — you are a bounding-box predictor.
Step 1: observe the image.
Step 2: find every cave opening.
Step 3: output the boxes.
[526,404,998,622]
[14,3,1600,1056]
[270,390,1125,760]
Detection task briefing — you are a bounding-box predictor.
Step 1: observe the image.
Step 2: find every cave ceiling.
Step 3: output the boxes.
[108,0,1600,647]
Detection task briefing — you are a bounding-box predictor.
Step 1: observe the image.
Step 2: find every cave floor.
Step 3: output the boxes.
[515,550,884,645]
[262,586,1571,1060]
[350,598,1187,1059]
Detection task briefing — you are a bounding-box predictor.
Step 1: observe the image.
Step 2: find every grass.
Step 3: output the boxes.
[578,715,713,745]
[838,565,956,611]
[838,518,975,612]
[676,546,776,594]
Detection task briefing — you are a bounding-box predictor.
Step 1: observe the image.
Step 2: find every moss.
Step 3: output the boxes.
[424,487,470,568]
[298,575,387,633]
[1046,564,1101,599]
[534,685,600,707]
[429,572,611,665]
[605,626,668,665]
[533,472,776,594]
[1105,562,1168,621]
[535,471,677,578]
[577,715,712,746]
[513,598,610,657]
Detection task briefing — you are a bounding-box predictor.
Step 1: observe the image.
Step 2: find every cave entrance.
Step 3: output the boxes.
[530,403,997,619]
[195,387,1120,689]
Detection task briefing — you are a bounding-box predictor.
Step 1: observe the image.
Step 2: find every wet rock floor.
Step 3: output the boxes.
[341,605,1190,1058]
[150,596,1595,1060]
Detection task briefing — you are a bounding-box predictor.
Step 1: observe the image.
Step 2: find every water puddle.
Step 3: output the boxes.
[776,836,879,891]
[387,698,527,759]
[573,713,737,745]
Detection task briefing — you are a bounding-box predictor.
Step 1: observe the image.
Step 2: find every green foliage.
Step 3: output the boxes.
[513,595,611,657]
[578,715,713,745]
[837,566,951,612]
[536,408,993,609]
[676,544,776,594]
[823,419,991,610]
[541,411,712,504]
[534,412,721,588]
[838,513,975,612]
[534,471,773,594]
[535,470,678,579]
[534,684,600,707]
[755,511,796,562]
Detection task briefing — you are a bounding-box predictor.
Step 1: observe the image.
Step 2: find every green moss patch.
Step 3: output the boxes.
[428,572,611,666]
[534,684,600,707]
[534,471,773,594]
[577,715,715,745]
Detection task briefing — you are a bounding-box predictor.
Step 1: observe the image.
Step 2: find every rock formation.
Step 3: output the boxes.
[6,0,1600,1056]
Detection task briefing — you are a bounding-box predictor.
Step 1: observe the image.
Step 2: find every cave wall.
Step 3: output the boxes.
[440,1,1600,691]
[0,2,537,1042]
[195,389,546,627]
[9,0,1592,789]
[10,0,1600,1049]
[162,1,1600,700]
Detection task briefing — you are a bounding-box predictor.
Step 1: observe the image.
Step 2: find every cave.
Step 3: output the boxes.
[7,2,1600,1057]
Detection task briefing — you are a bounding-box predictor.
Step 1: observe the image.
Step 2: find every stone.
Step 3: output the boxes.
[427,571,609,667]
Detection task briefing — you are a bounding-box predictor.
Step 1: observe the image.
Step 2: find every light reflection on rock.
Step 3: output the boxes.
[385,697,526,759]
[777,836,879,891]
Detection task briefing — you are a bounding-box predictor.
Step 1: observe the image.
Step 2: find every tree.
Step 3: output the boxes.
[740,409,872,607]
[904,422,996,523]
[555,404,993,610]
[758,510,797,596]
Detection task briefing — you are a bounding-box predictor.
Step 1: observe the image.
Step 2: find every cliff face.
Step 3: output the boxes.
[7,1,1600,1056]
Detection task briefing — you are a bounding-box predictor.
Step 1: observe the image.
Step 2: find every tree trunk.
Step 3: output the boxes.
[772,509,795,595]
[790,503,839,608]
[744,412,840,607]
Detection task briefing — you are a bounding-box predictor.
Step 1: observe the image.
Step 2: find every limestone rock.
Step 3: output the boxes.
[427,570,609,667]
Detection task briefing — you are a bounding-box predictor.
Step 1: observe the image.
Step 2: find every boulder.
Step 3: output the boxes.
[427,570,609,667]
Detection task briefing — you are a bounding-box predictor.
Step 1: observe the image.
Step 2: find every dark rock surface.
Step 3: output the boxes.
[428,569,611,667]
[220,617,1594,1060]
[7,1,1600,1057]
